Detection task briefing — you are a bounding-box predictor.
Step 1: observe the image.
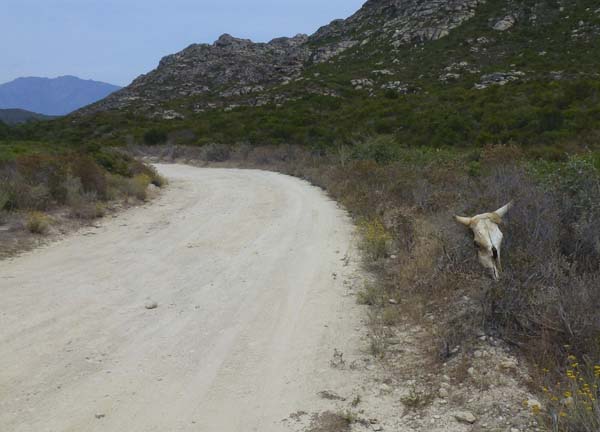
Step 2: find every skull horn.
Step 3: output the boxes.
[455,215,472,226]
[494,201,513,219]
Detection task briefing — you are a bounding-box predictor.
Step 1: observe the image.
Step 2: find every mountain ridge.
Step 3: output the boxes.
[79,0,483,117]
[78,0,600,121]
[0,76,121,116]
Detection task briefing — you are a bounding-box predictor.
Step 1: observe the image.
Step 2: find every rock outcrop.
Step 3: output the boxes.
[79,0,485,116]
[311,0,482,47]
[84,33,311,114]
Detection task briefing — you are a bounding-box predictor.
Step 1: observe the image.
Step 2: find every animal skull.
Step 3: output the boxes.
[455,202,512,280]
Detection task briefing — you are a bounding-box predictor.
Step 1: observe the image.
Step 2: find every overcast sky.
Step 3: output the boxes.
[1,0,365,86]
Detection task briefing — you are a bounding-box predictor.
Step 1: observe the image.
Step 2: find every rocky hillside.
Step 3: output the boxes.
[85,34,311,115]
[73,0,599,149]
[81,0,600,119]
[309,0,481,46]
[80,0,485,117]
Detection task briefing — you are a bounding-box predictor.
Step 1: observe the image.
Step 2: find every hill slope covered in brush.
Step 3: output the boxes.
[0,108,54,125]
[60,0,599,153]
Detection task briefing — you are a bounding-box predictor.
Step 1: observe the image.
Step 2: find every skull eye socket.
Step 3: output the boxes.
[492,246,499,260]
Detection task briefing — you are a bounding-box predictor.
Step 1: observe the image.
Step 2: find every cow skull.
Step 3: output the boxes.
[455,202,512,280]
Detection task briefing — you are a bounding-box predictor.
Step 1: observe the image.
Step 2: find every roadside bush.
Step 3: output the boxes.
[94,149,135,177]
[144,165,168,187]
[129,174,152,200]
[8,181,52,210]
[26,211,50,234]
[70,201,106,220]
[351,135,399,164]
[357,218,391,261]
[6,153,110,208]
[14,154,61,185]
[69,156,108,199]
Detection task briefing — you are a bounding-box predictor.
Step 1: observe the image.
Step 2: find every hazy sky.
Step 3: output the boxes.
[1,0,365,87]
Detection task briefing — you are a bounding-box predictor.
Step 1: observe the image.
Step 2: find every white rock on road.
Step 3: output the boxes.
[454,410,477,424]
[0,164,365,432]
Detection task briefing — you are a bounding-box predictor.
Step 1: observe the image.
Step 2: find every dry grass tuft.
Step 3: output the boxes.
[26,211,50,234]
[401,386,436,411]
[357,218,392,261]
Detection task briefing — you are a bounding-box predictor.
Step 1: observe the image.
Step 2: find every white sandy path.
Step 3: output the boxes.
[0,164,367,432]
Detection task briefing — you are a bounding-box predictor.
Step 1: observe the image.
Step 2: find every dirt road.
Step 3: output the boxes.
[0,164,368,432]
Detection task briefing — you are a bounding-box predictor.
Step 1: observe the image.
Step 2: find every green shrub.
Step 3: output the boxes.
[143,129,168,145]
[384,89,399,99]
[351,135,399,164]
[94,150,135,177]
[0,123,11,142]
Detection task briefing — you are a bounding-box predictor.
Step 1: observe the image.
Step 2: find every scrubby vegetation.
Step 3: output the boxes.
[138,141,600,429]
[0,150,163,213]
[25,211,50,234]
[0,138,167,256]
[540,353,600,431]
[10,77,599,157]
[15,0,597,157]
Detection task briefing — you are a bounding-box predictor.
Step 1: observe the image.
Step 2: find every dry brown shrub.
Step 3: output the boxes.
[26,211,50,234]
[69,155,108,199]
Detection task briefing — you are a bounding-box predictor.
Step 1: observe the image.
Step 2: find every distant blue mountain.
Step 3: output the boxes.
[0,76,121,116]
